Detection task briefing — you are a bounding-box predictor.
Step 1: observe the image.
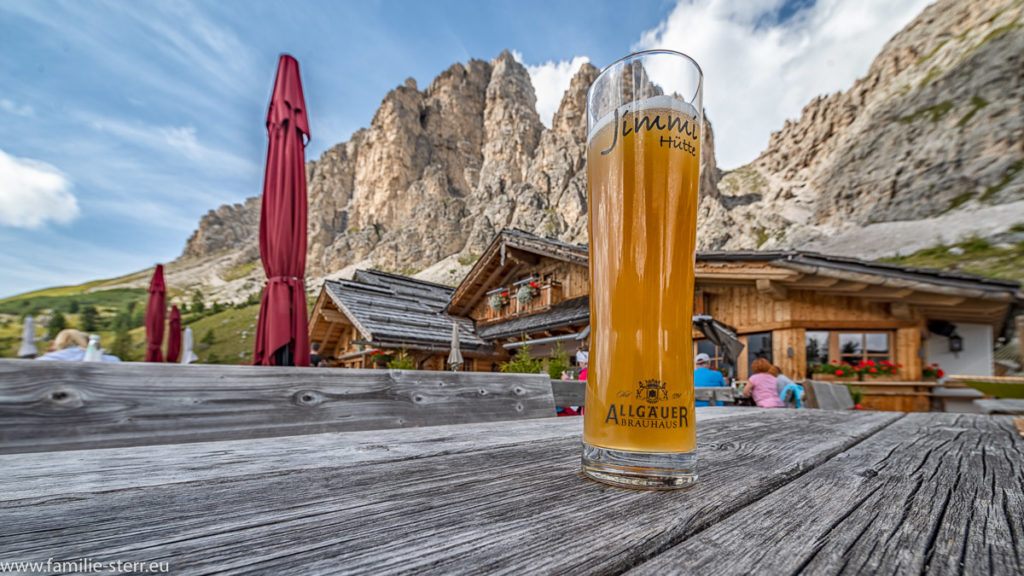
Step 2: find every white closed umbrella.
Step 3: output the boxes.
[181,326,199,364]
[18,315,38,358]
[447,322,464,372]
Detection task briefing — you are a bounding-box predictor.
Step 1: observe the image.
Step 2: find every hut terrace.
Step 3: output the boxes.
[309,229,1023,409]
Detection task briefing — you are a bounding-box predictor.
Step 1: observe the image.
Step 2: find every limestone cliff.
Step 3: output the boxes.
[178,0,1024,299]
[713,0,1024,253]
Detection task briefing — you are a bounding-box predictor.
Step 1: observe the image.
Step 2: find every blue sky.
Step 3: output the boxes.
[0,0,928,298]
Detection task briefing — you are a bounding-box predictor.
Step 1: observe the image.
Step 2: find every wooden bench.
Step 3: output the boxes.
[695,386,736,405]
[973,399,1024,415]
[0,359,556,454]
[807,380,855,410]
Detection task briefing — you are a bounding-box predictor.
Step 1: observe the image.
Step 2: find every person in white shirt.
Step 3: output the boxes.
[36,329,121,362]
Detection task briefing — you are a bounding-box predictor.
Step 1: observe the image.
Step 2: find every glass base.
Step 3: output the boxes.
[581,442,697,490]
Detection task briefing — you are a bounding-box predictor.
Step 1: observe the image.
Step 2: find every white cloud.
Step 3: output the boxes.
[636,0,931,168]
[79,113,258,176]
[519,55,591,128]
[0,99,34,117]
[0,149,78,228]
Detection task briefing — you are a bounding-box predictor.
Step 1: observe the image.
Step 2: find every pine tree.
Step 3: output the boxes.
[47,311,67,339]
[191,291,205,313]
[111,329,132,360]
[80,305,99,332]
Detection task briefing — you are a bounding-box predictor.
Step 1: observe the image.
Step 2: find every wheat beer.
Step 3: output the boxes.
[582,51,703,489]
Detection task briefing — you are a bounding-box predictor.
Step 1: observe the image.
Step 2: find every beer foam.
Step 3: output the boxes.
[588,96,699,146]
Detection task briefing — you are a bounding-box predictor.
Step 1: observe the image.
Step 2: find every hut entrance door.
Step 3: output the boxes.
[746,332,773,376]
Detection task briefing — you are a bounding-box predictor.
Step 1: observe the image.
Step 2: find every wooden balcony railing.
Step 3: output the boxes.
[482,281,563,323]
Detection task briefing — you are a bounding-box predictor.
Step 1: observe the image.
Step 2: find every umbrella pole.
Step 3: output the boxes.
[274,345,293,366]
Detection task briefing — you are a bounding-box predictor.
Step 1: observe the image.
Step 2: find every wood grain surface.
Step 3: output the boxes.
[0,359,555,453]
[1,409,899,575]
[630,413,1024,575]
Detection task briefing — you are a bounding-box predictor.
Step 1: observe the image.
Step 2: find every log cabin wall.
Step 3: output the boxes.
[469,260,589,324]
[702,284,927,381]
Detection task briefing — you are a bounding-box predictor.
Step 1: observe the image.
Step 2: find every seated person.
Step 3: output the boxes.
[743,358,785,407]
[694,352,726,407]
[36,329,121,362]
[771,365,804,407]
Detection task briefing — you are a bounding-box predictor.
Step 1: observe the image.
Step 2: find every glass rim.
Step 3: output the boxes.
[587,49,704,121]
[597,48,703,80]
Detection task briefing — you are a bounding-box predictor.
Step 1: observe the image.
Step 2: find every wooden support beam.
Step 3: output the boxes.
[458,262,521,316]
[320,321,339,352]
[812,281,870,294]
[891,302,914,320]
[786,276,840,289]
[902,294,967,307]
[858,288,915,302]
[756,279,788,301]
[319,309,347,323]
[333,326,353,358]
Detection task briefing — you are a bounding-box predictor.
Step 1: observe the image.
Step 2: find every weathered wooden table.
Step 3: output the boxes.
[2,408,1022,575]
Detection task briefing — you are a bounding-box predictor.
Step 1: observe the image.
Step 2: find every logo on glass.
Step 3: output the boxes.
[637,379,668,404]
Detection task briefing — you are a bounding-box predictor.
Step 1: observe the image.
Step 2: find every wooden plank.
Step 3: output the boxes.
[630,413,1024,575]
[693,387,737,405]
[551,379,586,406]
[785,276,840,289]
[0,408,757,503]
[756,278,788,301]
[973,399,1024,415]
[0,359,556,454]
[0,410,899,575]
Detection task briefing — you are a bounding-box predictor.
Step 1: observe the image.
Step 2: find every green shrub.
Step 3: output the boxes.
[546,341,571,380]
[386,349,417,370]
[500,342,544,374]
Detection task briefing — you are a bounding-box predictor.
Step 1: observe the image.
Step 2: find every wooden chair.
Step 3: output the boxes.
[0,359,556,454]
[809,381,854,410]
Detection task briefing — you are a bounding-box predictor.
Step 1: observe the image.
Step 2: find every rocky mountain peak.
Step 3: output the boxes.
[178,0,1023,300]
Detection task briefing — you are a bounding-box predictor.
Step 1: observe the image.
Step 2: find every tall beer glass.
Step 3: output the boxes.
[582,50,703,489]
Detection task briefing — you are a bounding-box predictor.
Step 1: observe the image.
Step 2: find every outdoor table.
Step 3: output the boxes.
[2,408,1022,574]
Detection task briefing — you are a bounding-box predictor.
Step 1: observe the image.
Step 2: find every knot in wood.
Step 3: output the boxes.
[858,468,879,479]
[293,390,325,407]
[513,386,525,396]
[478,388,488,396]
[47,387,81,407]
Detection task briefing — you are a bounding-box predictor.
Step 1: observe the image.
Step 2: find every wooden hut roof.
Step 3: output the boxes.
[476,296,590,341]
[446,228,1022,337]
[447,229,588,316]
[452,229,1021,305]
[697,251,1022,294]
[322,271,487,351]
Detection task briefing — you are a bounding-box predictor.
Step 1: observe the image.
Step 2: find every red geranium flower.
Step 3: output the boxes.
[502,291,509,297]
[528,281,539,289]
[869,368,877,373]
[836,370,844,376]
[937,369,945,378]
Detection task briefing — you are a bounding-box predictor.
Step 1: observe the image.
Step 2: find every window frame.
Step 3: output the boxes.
[805,330,895,371]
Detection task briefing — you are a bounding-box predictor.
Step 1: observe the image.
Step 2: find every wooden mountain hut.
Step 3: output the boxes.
[307,269,498,370]
[310,229,1023,411]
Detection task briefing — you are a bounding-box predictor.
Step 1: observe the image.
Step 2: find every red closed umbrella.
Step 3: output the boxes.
[252,54,311,367]
[145,264,166,363]
[166,305,181,363]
